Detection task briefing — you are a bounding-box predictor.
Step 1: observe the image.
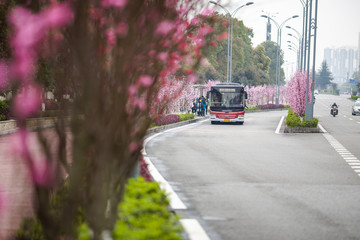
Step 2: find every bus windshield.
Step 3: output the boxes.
[210,88,244,108]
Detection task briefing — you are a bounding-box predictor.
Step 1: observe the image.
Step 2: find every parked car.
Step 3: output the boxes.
[352,101,360,115]
[314,90,319,95]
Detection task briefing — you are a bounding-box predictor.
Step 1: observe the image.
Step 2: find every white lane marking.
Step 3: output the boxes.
[322,133,360,176]
[348,162,360,166]
[144,120,210,240]
[318,124,327,133]
[349,118,354,121]
[357,122,360,124]
[180,219,211,240]
[343,115,347,118]
[143,156,186,210]
[275,116,285,134]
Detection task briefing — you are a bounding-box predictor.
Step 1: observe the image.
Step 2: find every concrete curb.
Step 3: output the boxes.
[284,126,321,133]
[146,117,207,135]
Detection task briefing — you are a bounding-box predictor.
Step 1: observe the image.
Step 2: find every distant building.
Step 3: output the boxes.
[358,32,360,71]
[323,47,359,84]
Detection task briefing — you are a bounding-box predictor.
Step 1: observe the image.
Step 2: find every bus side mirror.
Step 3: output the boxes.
[244,91,248,99]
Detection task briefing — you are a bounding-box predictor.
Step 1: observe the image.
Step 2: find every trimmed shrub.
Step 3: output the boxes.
[286,109,301,127]
[351,95,360,101]
[178,113,195,121]
[113,177,182,240]
[0,100,10,121]
[15,178,181,240]
[14,218,45,240]
[286,108,318,128]
[155,114,180,126]
[257,104,285,110]
[246,106,260,111]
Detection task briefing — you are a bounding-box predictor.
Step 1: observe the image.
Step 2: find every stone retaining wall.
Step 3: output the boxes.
[0,118,57,135]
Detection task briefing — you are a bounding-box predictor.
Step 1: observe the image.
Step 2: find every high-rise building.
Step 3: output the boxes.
[358,32,360,71]
[323,47,359,84]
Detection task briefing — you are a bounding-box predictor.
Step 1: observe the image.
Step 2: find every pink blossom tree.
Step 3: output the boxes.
[287,71,312,117]
[2,0,220,238]
[244,85,288,107]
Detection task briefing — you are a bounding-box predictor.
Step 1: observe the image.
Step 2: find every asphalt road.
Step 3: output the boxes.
[146,103,360,240]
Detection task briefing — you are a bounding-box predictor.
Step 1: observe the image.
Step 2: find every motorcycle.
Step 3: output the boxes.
[330,105,339,117]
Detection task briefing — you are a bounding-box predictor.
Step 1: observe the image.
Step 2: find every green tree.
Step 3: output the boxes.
[316,61,333,90]
[199,14,271,86]
[261,41,285,85]
[351,71,360,94]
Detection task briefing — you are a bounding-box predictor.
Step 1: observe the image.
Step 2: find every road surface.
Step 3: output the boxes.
[146,97,360,240]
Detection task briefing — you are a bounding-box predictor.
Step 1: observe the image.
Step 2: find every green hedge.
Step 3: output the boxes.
[286,109,318,128]
[178,112,195,121]
[15,177,182,240]
[0,100,9,121]
[351,95,360,101]
[113,177,182,240]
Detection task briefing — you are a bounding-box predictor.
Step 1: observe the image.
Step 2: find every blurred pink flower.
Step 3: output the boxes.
[31,158,55,187]
[102,0,127,8]
[128,85,138,96]
[14,85,42,119]
[134,97,146,110]
[116,22,128,37]
[155,20,175,36]
[138,75,154,87]
[129,142,138,152]
[41,2,73,28]
[106,28,116,45]
[187,74,198,84]
[201,8,214,17]
[0,62,9,90]
[11,128,30,159]
[157,52,169,63]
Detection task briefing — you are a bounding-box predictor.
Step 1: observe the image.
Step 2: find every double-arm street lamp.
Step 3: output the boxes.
[287,40,300,70]
[261,14,299,105]
[210,1,254,83]
[286,26,303,70]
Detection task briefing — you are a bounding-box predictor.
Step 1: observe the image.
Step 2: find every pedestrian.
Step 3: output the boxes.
[202,98,207,116]
[192,100,196,114]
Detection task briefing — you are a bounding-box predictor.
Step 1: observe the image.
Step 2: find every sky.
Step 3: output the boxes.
[208,0,360,79]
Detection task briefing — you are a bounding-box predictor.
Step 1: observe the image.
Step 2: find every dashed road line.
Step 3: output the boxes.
[322,128,360,177]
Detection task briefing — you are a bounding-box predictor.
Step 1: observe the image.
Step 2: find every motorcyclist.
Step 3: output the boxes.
[331,102,338,108]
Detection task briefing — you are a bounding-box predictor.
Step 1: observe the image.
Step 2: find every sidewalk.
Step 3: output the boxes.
[0,132,34,239]
[0,115,206,239]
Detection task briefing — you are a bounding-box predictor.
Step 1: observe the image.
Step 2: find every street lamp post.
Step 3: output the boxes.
[287,40,300,70]
[210,1,254,83]
[286,26,303,70]
[261,14,299,105]
[304,0,318,120]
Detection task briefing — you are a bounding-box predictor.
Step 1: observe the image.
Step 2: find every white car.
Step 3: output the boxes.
[314,90,319,95]
[352,101,360,115]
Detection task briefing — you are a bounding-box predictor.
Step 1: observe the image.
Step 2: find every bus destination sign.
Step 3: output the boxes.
[219,88,236,93]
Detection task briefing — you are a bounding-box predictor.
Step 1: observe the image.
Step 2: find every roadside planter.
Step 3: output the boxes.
[284,126,321,133]
[284,109,321,133]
